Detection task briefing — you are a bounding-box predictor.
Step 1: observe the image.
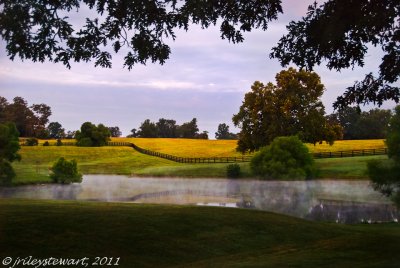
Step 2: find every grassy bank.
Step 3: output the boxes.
[12,145,387,184]
[0,199,399,267]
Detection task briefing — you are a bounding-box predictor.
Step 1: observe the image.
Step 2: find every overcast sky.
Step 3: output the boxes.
[0,0,396,138]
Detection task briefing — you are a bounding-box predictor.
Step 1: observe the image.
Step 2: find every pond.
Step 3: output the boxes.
[0,175,398,224]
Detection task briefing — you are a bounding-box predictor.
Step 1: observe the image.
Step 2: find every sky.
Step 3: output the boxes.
[0,0,396,138]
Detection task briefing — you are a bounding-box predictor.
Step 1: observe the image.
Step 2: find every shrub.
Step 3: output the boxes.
[43,141,50,146]
[250,136,315,180]
[227,163,241,178]
[50,157,82,184]
[25,138,38,146]
[56,139,63,146]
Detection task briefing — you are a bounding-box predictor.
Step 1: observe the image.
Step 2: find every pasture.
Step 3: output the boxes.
[11,138,388,185]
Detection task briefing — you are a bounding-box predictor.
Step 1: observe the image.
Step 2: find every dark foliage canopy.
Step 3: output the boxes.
[271,0,400,108]
[250,136,315,180]
[0,0,282,69]
[0,96,51,138]
[330,107,392,140]
[75,121,111,146]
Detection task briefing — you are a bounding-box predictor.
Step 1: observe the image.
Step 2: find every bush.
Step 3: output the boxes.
[250,136,315,180]
[56,139,63,146]
[50,157,82,184]
[25,138,38,146]
[227,163,241,178]
[43,141,50,146]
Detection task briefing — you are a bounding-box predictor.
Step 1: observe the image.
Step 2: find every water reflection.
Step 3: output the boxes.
[0,175,398,224]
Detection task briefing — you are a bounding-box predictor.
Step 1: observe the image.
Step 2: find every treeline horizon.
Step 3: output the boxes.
[0,95,394,141]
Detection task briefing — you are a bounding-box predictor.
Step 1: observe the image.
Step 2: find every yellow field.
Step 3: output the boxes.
[113,138,386,157]
[33,137,386,158]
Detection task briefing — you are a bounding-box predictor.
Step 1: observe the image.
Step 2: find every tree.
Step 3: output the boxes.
[250,136,315,180]
[0,96,52,138]
[0,0,282,69]
[50,157,82,184]
[215,123,237,140]
[65,130,76,139]
[367,106,400,207]
[138,119,158,138]
[156,118,178,138]
[47,122,65,139]
[0,122,21,185]
[271,0,399,108]
[127,128,139,138]
[75,122,111,146]
[195,131,209,140]
[108,126,122,137]
[178,118,199,138]
[233,68,340,152]
[330,107,392,139]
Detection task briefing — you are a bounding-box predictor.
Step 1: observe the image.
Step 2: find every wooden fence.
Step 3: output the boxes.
[312,148,388,159]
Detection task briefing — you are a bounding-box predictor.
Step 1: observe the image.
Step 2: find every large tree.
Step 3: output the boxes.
[0,0,282,69]
[108,126,122,137]
[215,123,237,140]
[178,118,199,138]
[138,119,158,138]
[156,118,178,138]
[0,96,52,138]
[47,122,65,139]
[271,0,399,108]
[0,122,21,185]
[233,68,341,152]
[75,122,111,146]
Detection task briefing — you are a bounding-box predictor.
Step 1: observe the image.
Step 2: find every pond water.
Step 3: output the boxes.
[0,175,398,224]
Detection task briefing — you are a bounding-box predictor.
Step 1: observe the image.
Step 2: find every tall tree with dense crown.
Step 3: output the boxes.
[75,122,111,146]
[47,122,66,139]
[233,68,341,152]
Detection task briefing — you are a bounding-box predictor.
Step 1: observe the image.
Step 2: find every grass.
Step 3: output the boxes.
[12,146,180,184]
[12,138,388,184]
[12,146,386,185]
[0,199,399,267]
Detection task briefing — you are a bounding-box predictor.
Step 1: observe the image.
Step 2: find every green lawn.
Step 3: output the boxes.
[11,147,388,185]
[0,199,399,267]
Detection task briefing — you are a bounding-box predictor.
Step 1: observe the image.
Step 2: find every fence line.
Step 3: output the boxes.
[312,148,388,159]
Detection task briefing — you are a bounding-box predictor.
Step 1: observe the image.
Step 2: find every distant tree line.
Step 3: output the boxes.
[327,107,392,140]
[127,118,209,139]
[0,95,393,144]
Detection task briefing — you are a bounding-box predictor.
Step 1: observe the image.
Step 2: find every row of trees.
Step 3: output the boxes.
[328,107,392,140]
[128,118,209,139]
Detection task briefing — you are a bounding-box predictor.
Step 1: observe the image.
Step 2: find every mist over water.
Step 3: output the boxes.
[0,175,398,224]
